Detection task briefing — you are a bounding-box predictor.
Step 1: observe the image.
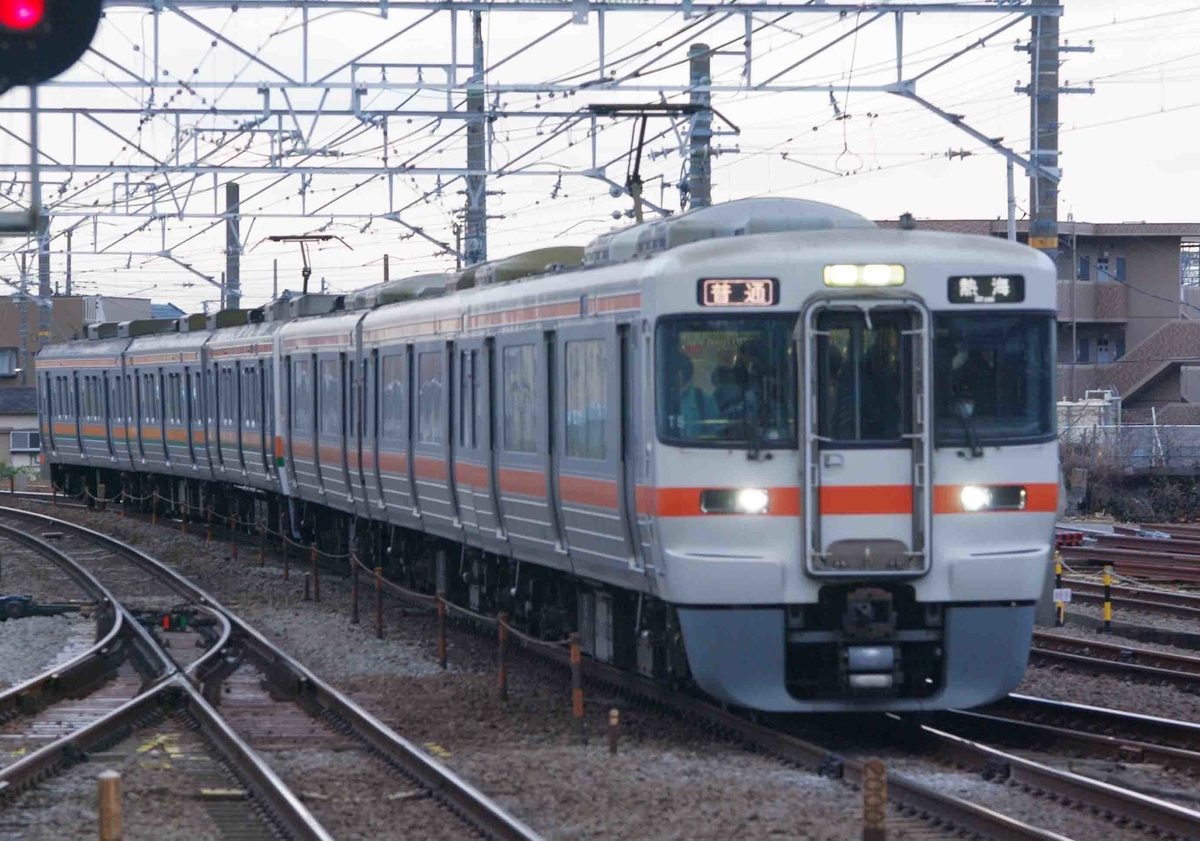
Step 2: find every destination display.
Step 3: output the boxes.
[948,274,1025,304]
[697,277,779,307]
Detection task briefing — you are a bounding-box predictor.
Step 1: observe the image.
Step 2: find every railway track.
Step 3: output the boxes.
[1029,630,1200,689]
[0,506,541,841]
[985,694,1200,754]
[14,498,1200,840]
[1062,577,1200,621]
[942,694,1200,773]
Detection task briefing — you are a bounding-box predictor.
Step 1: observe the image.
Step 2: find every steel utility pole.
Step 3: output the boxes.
[37,214,51,364]
[225,182,241,310]
[1020,0,1092,260]
[17,255,29,387]
[65,228,72,296]
[687,43,713,210]
[463,11,487,266]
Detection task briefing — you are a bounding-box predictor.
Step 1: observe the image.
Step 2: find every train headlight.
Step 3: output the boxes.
[735,488,770,515]
[700,488,770,515]
[960,485,992,512]
[823,264,905,288]
[959,485,1027,512]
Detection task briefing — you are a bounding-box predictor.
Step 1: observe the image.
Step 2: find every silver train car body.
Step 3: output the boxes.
[39,198,1058,712]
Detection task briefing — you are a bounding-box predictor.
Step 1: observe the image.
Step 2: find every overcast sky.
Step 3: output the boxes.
[1,0,1198,312]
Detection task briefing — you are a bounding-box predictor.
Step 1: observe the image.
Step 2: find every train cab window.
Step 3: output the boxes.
[417,352,443,445]
[655,315,796,448]
[381,354,405,439]
[565,340,607,460]
[933,313,1054,445]
[502,345,537,453]
[319,359,340,436]
[816,311,910,444]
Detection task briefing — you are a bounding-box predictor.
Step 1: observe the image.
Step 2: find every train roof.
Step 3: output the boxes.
[39,336,131,360]
[659,226,1054,274]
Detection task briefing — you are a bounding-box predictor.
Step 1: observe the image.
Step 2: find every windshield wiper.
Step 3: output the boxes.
[744,384,772,461]
[955,396,984,459]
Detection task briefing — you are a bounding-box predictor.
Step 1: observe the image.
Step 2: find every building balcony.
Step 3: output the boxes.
[1057,280,1128,322]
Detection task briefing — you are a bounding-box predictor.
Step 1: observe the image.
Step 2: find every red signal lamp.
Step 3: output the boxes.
[0,0,44,32]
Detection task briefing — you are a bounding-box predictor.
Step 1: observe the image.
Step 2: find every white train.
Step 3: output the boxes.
[40,198,1058,711]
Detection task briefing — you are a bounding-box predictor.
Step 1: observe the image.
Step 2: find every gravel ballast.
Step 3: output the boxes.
[0,612,95,691]
[0,716,260,841]
[1021,625,1200,722]
[5,502,909,839]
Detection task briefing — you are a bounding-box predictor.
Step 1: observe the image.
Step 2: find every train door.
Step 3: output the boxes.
[363,348,384,511]
[554,324,632,580]
[154,369,167,463]
[233,362,247,474]
[619,324,648,578]
[337,352,355,506]
[492,332,562,568]
[410,341,455,535]
[259,359,272,478]
[194,367,211,472]
[109,373,125,465]
[43,372,55,455]
[207,363,222,472]
[129,372,142,461]
[102,372,115,459]
[72,372,85,455]
[348,352,369,516]
[453,340,483,543]
[802,301,932,577]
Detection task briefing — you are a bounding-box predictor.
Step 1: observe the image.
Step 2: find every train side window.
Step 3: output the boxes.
[205,370,213,424]
[459,350,470,448]
[293,359,313,434]
[565,340,607,460]
[190,372,199,423]
[502,344,537,454]
[417,351,443,445]
[319,358,339,436]
[381,354,404,439]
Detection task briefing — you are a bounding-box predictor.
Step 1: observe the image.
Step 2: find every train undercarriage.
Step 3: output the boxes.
[52,464,692,687]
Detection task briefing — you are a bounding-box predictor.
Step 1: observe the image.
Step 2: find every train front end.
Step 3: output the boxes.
[651,226,1058,712]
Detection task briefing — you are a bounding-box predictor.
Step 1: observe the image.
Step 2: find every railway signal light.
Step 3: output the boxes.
[0,0,103,89]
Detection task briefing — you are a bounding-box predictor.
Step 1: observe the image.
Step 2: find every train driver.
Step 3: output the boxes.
[669,353,717,439]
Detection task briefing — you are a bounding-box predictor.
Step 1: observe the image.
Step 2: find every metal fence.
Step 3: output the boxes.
[1062,424,1200,472]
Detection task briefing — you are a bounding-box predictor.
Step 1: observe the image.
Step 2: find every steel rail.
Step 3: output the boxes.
[934,709,1200,776]
[1063,577,1200,619]
[0,524,159,724]
[987,694,1200,753]
[0,505,543,841]
[0,677,334,841]
[0,517,332,840]
[515,635,1068,840]
[919,726,1200,839]
[0,517,233,686]
[1031,631,1200,684]
[8,503,1163,839]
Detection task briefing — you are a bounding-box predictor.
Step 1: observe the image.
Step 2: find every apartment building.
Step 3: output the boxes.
[0,295,179,390]
[880,218,1200,423]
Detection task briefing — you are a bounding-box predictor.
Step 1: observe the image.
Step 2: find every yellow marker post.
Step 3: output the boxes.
[1054,556,1065,627]
[1103,565,1113,633]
